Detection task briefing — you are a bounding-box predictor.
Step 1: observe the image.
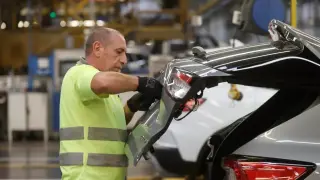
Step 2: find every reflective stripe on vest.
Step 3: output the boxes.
[60,126,128,167]
[60,126,128,142]
[60,152,128,167]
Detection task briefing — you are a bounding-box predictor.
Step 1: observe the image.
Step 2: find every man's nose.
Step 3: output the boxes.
[120,54,127,65]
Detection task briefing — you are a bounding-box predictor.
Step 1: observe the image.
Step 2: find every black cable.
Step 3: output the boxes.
[174,97,199,121]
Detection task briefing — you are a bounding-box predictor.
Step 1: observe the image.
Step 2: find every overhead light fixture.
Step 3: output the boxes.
[24,21,30,28]
[18,21,24,28]
[78,20,84,27]
[1,22,6,29]
[20,7,28,16]
[84,20,95,27]
[60,20,66,27]
[69,20,80,27]
[96,20,105,26]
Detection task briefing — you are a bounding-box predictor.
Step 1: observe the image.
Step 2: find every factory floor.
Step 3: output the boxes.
[0,141,185,180]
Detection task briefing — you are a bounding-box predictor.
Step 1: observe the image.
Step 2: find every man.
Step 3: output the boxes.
[59,27,163,180]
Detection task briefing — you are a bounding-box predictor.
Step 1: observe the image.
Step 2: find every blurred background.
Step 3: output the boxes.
[0,0,318,179]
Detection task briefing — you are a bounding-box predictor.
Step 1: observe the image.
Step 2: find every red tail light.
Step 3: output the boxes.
[223,156,315,180]
[176,71,192,84]
[182,98,206,112]
[167,69,193,99]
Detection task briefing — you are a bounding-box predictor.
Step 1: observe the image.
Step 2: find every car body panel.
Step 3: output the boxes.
[154,83,276,162]
[126,19,320,174]
[234,99,320,179]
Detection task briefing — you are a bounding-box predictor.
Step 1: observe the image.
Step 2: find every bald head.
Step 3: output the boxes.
[84,27,127,72]
[85,27,123,56]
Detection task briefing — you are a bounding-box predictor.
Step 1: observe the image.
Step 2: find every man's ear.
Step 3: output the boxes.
[93,41,101,57]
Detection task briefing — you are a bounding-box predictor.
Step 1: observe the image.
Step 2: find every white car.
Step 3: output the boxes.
[150,82,277,177]
[126,21,320,180]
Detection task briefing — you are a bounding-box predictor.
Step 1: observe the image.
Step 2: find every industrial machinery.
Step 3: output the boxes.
[122,43,151,74]
[7,54,53,144]
[0,0,233,72]
[0,90,8,141]
[233,0,287,35]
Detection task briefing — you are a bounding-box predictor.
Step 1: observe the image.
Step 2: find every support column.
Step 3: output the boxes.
[89,0,96,22]
[291,0,297,27]
[179,0,188,27]
[11,5,16,30]
[69,0,89,20]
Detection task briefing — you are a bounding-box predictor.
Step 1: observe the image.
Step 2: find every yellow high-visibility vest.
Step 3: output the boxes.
[59,59,128,180]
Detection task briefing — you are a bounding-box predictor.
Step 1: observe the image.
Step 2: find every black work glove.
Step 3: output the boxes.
[137,77,163,100]
[127,93,157,113]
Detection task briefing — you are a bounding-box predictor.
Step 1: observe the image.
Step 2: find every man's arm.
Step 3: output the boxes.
[76,67,138,101]
[76,66,162,103]
[124,93,157,125]
[91,71,139,95]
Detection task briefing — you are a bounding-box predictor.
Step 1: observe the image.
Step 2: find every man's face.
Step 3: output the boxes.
[93,33,127,72]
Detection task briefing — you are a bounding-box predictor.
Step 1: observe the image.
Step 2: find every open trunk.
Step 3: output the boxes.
[125,20,320,178]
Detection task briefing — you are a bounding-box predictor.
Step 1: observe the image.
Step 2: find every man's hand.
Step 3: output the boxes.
[127,93,156,113]
[137,77,163,99]
[124,93,157,124]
